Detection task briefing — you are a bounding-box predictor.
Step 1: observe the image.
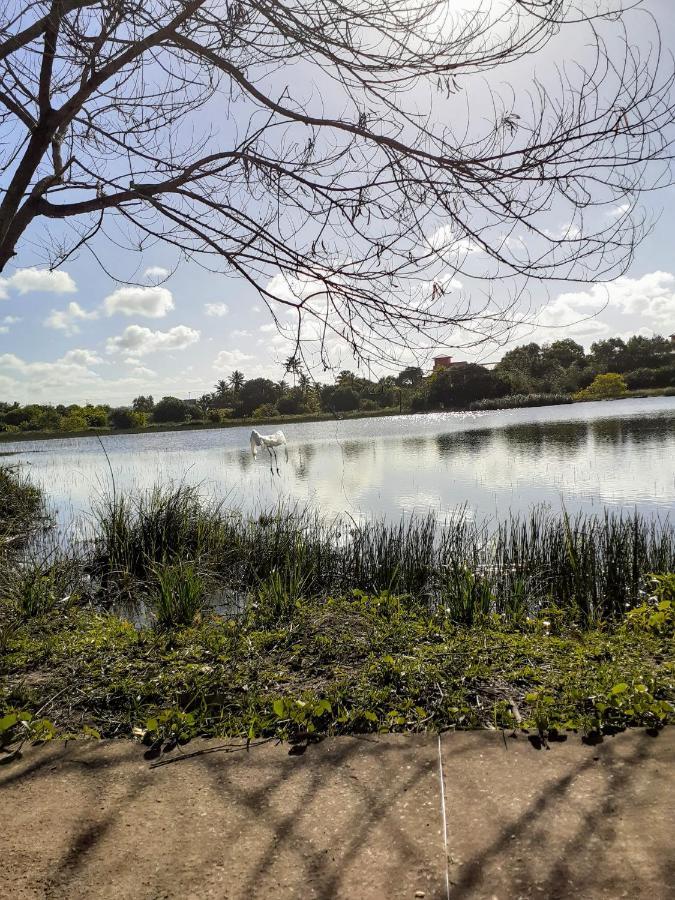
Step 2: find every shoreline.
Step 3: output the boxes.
[0,388,672,445]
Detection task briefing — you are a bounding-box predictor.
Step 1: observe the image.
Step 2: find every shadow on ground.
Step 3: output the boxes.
[1,730,673,899]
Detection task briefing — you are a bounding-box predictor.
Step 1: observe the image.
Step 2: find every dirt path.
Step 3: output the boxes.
[1,730,673,899]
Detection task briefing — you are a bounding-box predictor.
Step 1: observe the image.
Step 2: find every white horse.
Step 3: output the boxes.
[250,429,288,474]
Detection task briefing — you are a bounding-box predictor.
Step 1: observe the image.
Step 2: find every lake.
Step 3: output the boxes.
[2,396,675,528]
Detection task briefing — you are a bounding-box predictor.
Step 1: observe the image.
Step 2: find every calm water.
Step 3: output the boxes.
[2,397,675,527]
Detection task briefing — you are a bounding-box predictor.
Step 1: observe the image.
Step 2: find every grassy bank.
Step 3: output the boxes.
[1,470,673,752]
[0,406,403,444]
[2,588,673,749]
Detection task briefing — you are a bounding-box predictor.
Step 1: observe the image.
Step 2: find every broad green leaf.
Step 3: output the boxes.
[610,683,628,695]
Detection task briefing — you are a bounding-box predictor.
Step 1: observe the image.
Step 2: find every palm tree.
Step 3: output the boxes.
[298,372,310,395]
[229,370,245,392]
[283,355,302,387]
[214,379,229,398]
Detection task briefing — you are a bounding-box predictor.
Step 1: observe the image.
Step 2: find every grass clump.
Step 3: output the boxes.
[150,561,206,629]
[0,464,45,549]
[91,484,226,596]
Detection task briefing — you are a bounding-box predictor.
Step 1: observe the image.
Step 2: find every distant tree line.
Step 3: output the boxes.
[1,335,673,434]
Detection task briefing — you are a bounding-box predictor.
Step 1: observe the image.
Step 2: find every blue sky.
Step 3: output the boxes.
[1,1,675,406]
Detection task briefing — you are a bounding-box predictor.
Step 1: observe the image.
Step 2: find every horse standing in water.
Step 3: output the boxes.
[250,429,288,474]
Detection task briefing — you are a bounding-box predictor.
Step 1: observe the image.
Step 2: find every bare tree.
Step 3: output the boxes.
[1,1,673,367]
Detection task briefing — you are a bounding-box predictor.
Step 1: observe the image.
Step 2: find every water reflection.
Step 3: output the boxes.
[435,429,495,456]
[590,417,674,446]
[3,397,674,526]
[499,421,589,452]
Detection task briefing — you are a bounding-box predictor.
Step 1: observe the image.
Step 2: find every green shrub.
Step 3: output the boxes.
[152,397,190,423]
[252,403,279,419]
[109,407,145,429]
[574,373,627,400]
[625,574,675,635]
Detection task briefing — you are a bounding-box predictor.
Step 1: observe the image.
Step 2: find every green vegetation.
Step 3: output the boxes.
[2,578,673,750]
[573,373,628,401]
[0,464,46,547]
[470,393,573,411]
[0,469,673,752]
[1,333,673,440]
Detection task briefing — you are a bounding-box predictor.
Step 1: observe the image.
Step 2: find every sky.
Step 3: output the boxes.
[1,0,675,406]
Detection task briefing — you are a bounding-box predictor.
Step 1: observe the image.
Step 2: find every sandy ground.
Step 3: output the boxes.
[1,729,673,899]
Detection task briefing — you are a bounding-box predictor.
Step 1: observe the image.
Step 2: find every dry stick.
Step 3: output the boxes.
[149,737,275,769]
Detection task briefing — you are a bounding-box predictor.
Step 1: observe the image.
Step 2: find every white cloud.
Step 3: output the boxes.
[104,286,174,318]
[543,224,582,241]
[258,333,289,348]
[0,352,101,389]
[608,202,630,218]
[615,326,655,343]
[43,301,99,335]
[204,302,229,317]
[1,268,77,296]
[106,324,200,357]
[231,329,251,338]
[536,298,609,336]
[259,322,278,333]
[143,266,170,281]
[0,327,7,334]
[60,348,103,367]
[2,315,21,324]
[427,225,483,255]
[130,365,157,378]
[213,349,254,369]
[555,271,675,326]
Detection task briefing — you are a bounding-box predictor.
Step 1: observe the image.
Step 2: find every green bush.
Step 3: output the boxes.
[624,366,675,390]
[574,373,627,400]
[152,396,190,423]
[109,407,146,429]
[252,403,279,418]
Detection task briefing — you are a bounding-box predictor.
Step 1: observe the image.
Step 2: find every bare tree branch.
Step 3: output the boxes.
[0,0,673,364]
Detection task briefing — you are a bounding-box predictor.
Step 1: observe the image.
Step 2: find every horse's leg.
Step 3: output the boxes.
[266,444,274,473]
[273,447,279,475]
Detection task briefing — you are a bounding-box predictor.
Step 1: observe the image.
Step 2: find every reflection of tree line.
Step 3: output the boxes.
[235,415,673,476]
[436,417,674,455]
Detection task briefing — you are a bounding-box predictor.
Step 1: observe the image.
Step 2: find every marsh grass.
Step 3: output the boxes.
[86,483,674,625]
[3,552,85,620]
[470,393,573,411]
[90,484,226,589]
[0,463,46,548]
[2,471,674,628]
[150,561,206,629]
